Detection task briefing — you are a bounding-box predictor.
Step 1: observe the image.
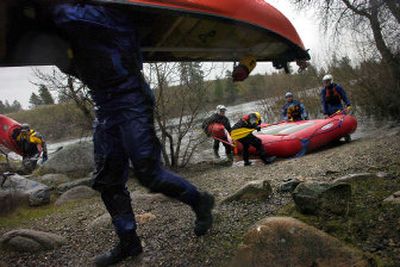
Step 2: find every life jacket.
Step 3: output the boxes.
[287,104,302,121]
[15,129,44,156]
[325,86,342,106]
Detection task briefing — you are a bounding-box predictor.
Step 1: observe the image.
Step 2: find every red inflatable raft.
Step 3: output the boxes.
[0,114,22,155]
[234,114,357,158]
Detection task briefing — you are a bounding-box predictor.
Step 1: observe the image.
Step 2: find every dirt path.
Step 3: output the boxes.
[1,127,399,267]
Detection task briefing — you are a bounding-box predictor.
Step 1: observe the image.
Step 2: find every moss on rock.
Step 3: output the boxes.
[278,173,400,267]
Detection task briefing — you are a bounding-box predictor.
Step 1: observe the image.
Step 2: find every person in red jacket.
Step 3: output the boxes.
[202,105,233,160]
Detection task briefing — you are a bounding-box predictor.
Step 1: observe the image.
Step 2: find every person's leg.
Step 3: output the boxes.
[91,123,143,266]
[239,137,251,166]
[248,134,275,164]
[121,114,214,236]
[223,142,233,160]
[213,139,220,158]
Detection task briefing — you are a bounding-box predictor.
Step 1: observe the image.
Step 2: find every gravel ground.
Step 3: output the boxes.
[1,126,400,267]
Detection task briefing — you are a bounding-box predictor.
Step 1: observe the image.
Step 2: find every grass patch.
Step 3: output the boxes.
[0,200,78,229]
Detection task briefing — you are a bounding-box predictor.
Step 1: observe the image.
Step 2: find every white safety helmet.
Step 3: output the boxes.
[322,74,333,82]
[285,92,293,98]
[21,123,30,131]
[216,105,227,112]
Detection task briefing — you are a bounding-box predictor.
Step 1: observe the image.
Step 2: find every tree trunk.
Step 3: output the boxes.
[385,0,400,24]
[368,0,400,84]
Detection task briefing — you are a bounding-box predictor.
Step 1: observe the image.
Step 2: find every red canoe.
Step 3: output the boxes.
[0,1,309,67]
[207,123,226,139]
[234,114,357,158]
[0,114,22,155]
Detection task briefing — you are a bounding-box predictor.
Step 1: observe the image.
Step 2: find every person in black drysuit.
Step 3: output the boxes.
[231,112,275,166]
[12,123,48,171]
[202,105,233,160]
[51,4,214,266]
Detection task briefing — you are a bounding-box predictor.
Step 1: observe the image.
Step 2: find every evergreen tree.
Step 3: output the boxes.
[29,92,43,108]
[224,70,238,103]
[0,100,5,113]
[38,84,55,105]
[11,100,22,112]
[213,78,224,100]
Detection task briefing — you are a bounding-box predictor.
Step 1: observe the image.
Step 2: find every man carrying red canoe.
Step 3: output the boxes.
[202,105,233,161]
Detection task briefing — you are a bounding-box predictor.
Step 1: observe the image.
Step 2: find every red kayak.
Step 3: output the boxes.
[207,123,233,146]
[0,114,22,155]
[234,114,357,158]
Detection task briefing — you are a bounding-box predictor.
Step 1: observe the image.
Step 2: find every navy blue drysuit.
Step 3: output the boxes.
[320,83,351,116]
[52,4,200,236]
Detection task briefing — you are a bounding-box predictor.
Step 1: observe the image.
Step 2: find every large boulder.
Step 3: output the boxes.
[230,217,370,267]
[34,173,71,187]
[55,186,98,206]
[333,172,391,184]
[36,141,94,178]
[1,229,65,252]
[57,177,93,195]
[1,174,50,206]
[0,191,28,216]
[292,181,351,215]
[222,180,272,203]
[383,191,400,206]
[279,178,302,193]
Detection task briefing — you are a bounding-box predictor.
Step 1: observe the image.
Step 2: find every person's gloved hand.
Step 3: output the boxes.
[256,125,261,132]
[42,153,48,163]
[346,105,352,114]
[232,56,257,82]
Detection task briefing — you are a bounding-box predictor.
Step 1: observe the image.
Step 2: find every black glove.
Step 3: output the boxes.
[256,126,261,132]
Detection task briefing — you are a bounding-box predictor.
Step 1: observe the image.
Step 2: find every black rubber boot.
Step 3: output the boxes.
[192,192,215,236]
[261,156,276,165]
[244,161,252,166]
[94,230,143,267]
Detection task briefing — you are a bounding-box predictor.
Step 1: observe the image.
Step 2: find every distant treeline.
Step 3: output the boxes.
[5,54,399,142]
[0,100,22,114]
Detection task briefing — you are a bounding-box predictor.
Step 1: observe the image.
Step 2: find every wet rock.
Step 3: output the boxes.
[279,178,302,193]
[383,191,400,206]
[222,180,272,203]
[88,213,113,231]
[36,141,94,178]
[0,191,28,216]
[0,174,50,206]
[89,212,156,231]
[333,172,389,183]
[1,229,65,252]
[292,181,351,215]
[55,186,97,206]
[230,217,370,267]
[57,177,93,195]
[34,174,71,187]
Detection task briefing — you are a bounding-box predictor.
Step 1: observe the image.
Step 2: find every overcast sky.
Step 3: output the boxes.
[0,1,353,109]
